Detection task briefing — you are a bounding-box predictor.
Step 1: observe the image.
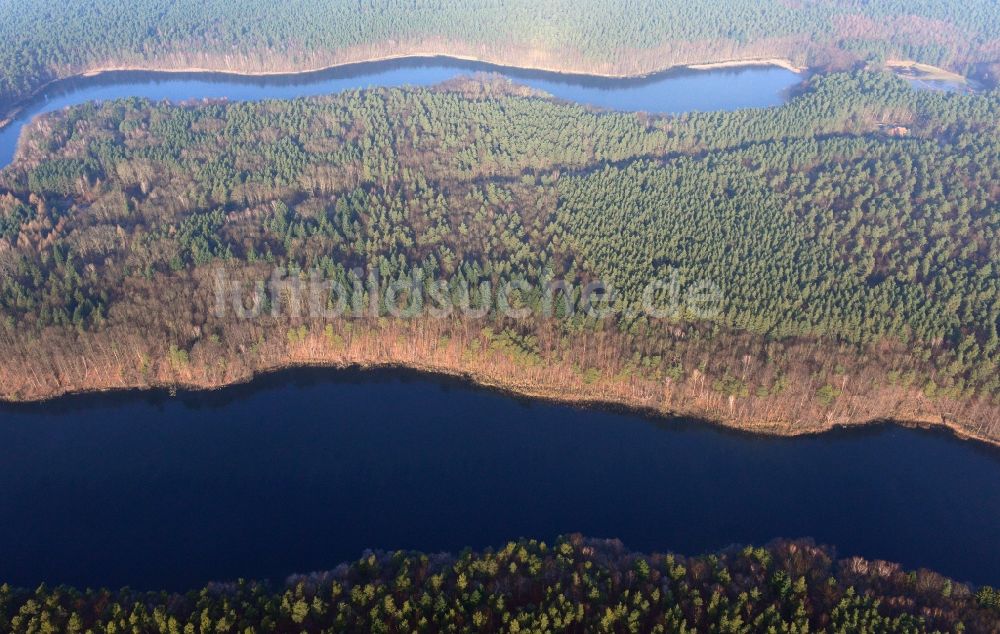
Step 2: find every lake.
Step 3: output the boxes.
[0,56,801,168]
[1,367,999,591]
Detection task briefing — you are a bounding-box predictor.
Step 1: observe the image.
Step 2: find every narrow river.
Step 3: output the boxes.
[0,57,800,168]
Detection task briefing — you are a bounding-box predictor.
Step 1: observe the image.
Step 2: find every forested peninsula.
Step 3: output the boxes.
[2,0,1000,124]
[0,71,998,443]
[4,536,1000,633]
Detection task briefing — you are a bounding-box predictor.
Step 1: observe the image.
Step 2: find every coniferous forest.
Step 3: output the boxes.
[1,0,999,120]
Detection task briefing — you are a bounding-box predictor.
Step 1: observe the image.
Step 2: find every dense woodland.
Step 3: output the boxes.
[1,0,1000,119]
[0,71,998,437]
[3,537,1000,633]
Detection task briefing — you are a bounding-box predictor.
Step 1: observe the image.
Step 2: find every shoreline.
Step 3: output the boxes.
[5,357,997,452]
[0,52,804,132]
[687,57,802,73]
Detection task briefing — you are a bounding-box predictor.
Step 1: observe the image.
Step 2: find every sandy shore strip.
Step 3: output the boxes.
[687,57,803,73]
[77,53,805,82]
[886,60,967,83]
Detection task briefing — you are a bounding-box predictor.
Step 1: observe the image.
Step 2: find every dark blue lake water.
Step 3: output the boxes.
[0,368,998,591]
[0,57,800,168]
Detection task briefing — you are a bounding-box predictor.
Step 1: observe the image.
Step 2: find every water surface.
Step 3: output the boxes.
[0,57,801,168]
[0,368,998,590]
